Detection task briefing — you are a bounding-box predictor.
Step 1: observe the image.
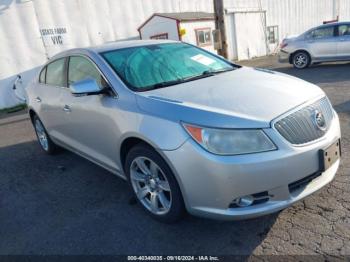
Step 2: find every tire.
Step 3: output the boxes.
[292,51,310,69]
[125,144,185,223]
[32,115,58,154]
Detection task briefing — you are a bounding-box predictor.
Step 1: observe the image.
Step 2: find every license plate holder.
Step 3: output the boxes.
[319,139,341,172]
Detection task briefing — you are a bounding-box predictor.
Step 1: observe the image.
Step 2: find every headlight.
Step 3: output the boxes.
[183,123,277,155]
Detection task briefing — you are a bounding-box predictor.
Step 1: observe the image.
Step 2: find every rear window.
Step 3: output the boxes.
[46,58,66,87]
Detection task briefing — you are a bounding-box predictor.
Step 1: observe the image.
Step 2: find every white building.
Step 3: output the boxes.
[0,0,349,109]
[138,12,217,53]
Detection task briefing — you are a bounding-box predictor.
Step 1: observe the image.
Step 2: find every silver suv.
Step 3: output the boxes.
[279,22,350,69]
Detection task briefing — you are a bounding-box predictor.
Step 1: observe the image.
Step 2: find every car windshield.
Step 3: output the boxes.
[101,43,236,91]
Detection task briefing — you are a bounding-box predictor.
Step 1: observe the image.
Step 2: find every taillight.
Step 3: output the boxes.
[280,42,288,49]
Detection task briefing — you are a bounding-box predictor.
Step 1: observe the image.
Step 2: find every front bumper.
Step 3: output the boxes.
[163,114,341,220]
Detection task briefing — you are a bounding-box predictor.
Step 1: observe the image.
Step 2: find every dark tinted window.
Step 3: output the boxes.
[338,24,350,36]
[46,58,66,86]
[68,56,104,88]
[39,67,46,83]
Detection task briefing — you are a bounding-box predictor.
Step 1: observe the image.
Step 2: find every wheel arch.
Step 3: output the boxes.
[119,135,188,206]
[28,108,37,123]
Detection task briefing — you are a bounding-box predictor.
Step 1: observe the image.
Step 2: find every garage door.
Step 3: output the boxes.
[231,11,268,60]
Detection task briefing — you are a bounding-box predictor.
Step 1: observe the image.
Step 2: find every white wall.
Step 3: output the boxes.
[228,11,268,60]
[181,20,217,53]
[0,1,47,109]
[0,0,214,109]
[140,17,217,53]
[224,0,350,60]
[140,16,180,40]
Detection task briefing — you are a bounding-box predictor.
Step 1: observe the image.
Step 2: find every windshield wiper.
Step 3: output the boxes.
[210,68,235,74]
[143,68,234,91]
[145,79,185,90]
[181,70,217,82]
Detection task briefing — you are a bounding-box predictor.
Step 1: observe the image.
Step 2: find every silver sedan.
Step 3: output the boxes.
[279,22,350,69]
[26,40,341,222]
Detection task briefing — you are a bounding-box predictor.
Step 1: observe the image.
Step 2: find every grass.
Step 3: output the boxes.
[0,103,27,115]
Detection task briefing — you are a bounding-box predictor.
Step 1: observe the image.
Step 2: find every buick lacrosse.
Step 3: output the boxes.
[27,40,341,222]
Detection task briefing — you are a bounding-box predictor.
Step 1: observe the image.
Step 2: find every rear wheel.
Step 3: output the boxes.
[32,115,58,154]
[125,144,185,223]
[292,51,310,69]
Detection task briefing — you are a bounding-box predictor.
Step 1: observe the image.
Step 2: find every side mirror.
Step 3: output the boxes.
[70,78,104,96]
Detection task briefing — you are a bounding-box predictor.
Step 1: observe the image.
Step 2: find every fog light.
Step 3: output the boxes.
[234,195,254,207]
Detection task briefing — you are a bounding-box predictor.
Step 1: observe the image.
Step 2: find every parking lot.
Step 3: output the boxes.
[0,56,349,256]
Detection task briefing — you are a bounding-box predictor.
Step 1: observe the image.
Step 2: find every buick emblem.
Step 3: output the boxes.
[313,110,326,131]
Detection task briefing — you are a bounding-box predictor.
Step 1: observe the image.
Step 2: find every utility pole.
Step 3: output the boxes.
[213,0,228,59]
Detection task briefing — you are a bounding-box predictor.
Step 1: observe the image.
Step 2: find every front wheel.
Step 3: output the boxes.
[292,51,310,69]
[125,144,185,223]
[32,115,58,154]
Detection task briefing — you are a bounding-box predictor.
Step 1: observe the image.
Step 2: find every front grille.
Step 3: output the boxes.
[274,97,334,145]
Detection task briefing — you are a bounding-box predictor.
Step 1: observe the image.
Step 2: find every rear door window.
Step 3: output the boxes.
[46,58,66,87]
[309,26,335,39]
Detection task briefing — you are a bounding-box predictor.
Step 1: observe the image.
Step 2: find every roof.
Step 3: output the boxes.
[318,21,350,27]
[155,12,215,22]
[138,12,215,31]
[305,21,350,32]
[89,39,178,53]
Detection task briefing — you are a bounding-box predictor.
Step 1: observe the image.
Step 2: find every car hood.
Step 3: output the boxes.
[136,67,324,128]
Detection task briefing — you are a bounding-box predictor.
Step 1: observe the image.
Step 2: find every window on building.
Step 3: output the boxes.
[267,26,279,44]
[195,28,212,46]
[46,58,66,87]
[150,33,168,40]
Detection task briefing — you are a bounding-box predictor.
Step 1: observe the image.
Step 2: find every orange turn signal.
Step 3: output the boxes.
[183,124,203,143]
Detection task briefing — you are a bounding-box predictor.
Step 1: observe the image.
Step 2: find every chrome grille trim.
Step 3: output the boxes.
[274,97,334,145]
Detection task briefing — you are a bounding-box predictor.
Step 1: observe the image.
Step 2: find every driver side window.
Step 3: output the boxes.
[68,56,106,88]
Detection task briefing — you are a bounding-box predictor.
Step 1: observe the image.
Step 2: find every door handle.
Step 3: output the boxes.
[63,105,71,112]
[339,38,346,41]
[35,97,42,103]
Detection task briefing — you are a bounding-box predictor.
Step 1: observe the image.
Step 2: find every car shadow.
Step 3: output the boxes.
[0,141,278,255]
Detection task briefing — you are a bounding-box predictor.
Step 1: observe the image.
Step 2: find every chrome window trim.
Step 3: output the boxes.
[38,54,118,98]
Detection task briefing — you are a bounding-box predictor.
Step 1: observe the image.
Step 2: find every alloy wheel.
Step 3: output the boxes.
[294,53,308,68]
[35,119,49,151]
[130,156,172,215]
